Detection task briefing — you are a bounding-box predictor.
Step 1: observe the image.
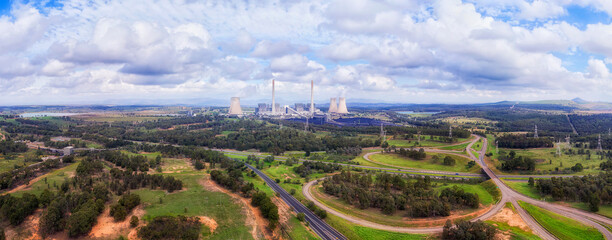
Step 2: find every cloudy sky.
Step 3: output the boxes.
[1,0,612,106]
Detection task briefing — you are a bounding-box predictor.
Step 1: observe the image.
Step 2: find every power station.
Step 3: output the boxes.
[227,79,350,118]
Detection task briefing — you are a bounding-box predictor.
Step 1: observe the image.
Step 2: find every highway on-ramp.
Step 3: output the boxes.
[245,163,347,240]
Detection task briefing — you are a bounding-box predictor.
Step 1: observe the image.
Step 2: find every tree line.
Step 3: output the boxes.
[497,134,553,149]
[532,172,612,211]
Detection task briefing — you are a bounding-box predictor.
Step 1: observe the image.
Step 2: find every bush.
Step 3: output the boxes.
[290,189,296,195]
[130,216,139,228]
[110,204,128,221]
[442,220,496,240]
[297,212,305,222]
[137,216,201,240]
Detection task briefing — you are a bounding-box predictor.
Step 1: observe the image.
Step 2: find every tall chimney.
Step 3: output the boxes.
[337,97,348,114]
[329,98,338,113]
[272,79,276,115]
[310,80,314,115]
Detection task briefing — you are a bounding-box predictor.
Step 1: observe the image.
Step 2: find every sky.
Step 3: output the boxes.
[1,0,612,106]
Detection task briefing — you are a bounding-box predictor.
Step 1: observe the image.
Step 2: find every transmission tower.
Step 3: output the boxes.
[565,135,571,148]
[417,130,422,144]
[534,125,538,138]
[609,128,611,136]
[449,126,453,138]
[556,140,561,156]
[380,123,386,140]
[304,118,309,133]
[598,134,603,152]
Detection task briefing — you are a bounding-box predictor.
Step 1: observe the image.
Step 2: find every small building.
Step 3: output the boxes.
[63,146,74,156]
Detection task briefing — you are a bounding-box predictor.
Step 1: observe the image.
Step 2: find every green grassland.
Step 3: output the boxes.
[132,172,253,240]
[518,201,604,240]
[504,181,612,218]
[10,161,80,197]
[438,142,470,151]
[503,181,545,200]
[0,151,44,173]
[473,139,483,151]
[368,153,480,173]
[325,214,430,240]
[499,147,606,174]
[387,135,470,148]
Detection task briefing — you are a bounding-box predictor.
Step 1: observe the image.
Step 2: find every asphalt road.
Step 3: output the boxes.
[471,136,612,240]
[245,163,347,240]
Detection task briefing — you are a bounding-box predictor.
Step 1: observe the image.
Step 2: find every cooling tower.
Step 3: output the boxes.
[228,97,243,115]
[328,98,338,113]
[337,97,348,114]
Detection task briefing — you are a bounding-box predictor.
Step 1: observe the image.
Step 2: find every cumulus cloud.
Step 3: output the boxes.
[1,0,612,105]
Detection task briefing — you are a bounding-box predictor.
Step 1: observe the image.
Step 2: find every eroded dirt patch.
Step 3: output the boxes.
[489,207,529,231]
[198,216,218,233]
[89,205,146,239]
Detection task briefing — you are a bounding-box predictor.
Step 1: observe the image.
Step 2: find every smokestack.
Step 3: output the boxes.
[310,80,314,115]
[272,79,276,115]
[337,97,348,114]
[228,97,243,115]
[328,98,338,113]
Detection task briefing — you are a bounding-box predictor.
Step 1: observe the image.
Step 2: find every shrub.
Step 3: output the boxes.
[130,216,139,228]
[137,216,201,240]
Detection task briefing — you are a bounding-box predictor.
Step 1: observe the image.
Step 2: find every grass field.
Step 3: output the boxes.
[473,139,483,151]
[325,213,430,240]
[438,142,470,151]
[503,181,545,200]
[132,173,254,240]
[369,153,480,173]
[504,181,612,218]
[518,201,604,240]
[496,147,606,174]
[10,161,80,197]
[0,153,40,173]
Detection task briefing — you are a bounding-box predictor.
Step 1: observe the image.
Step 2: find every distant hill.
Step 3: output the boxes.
[502,98,612,111]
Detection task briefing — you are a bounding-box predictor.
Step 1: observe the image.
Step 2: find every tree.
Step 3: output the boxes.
[589,193,600,212]
[528,177,534,187]
[130,216,139,228]
[297,213,305,222]
[110,204,128,221]
[381,141,389,148]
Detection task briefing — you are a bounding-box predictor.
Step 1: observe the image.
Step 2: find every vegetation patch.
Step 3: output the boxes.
[518,201,603,240]
[137,215,202,240]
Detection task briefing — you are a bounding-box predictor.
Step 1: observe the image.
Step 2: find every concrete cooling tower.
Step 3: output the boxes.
[228,97,243,115]
[337,97,348,114]
[329,98,338,113]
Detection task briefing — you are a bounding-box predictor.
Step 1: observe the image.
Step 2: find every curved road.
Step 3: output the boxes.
[304,135,612,240]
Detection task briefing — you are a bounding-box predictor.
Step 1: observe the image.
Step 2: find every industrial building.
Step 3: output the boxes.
[229,78,349,118]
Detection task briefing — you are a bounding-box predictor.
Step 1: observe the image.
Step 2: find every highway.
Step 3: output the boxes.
[245,163,347,240]
[302,135,612,239]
